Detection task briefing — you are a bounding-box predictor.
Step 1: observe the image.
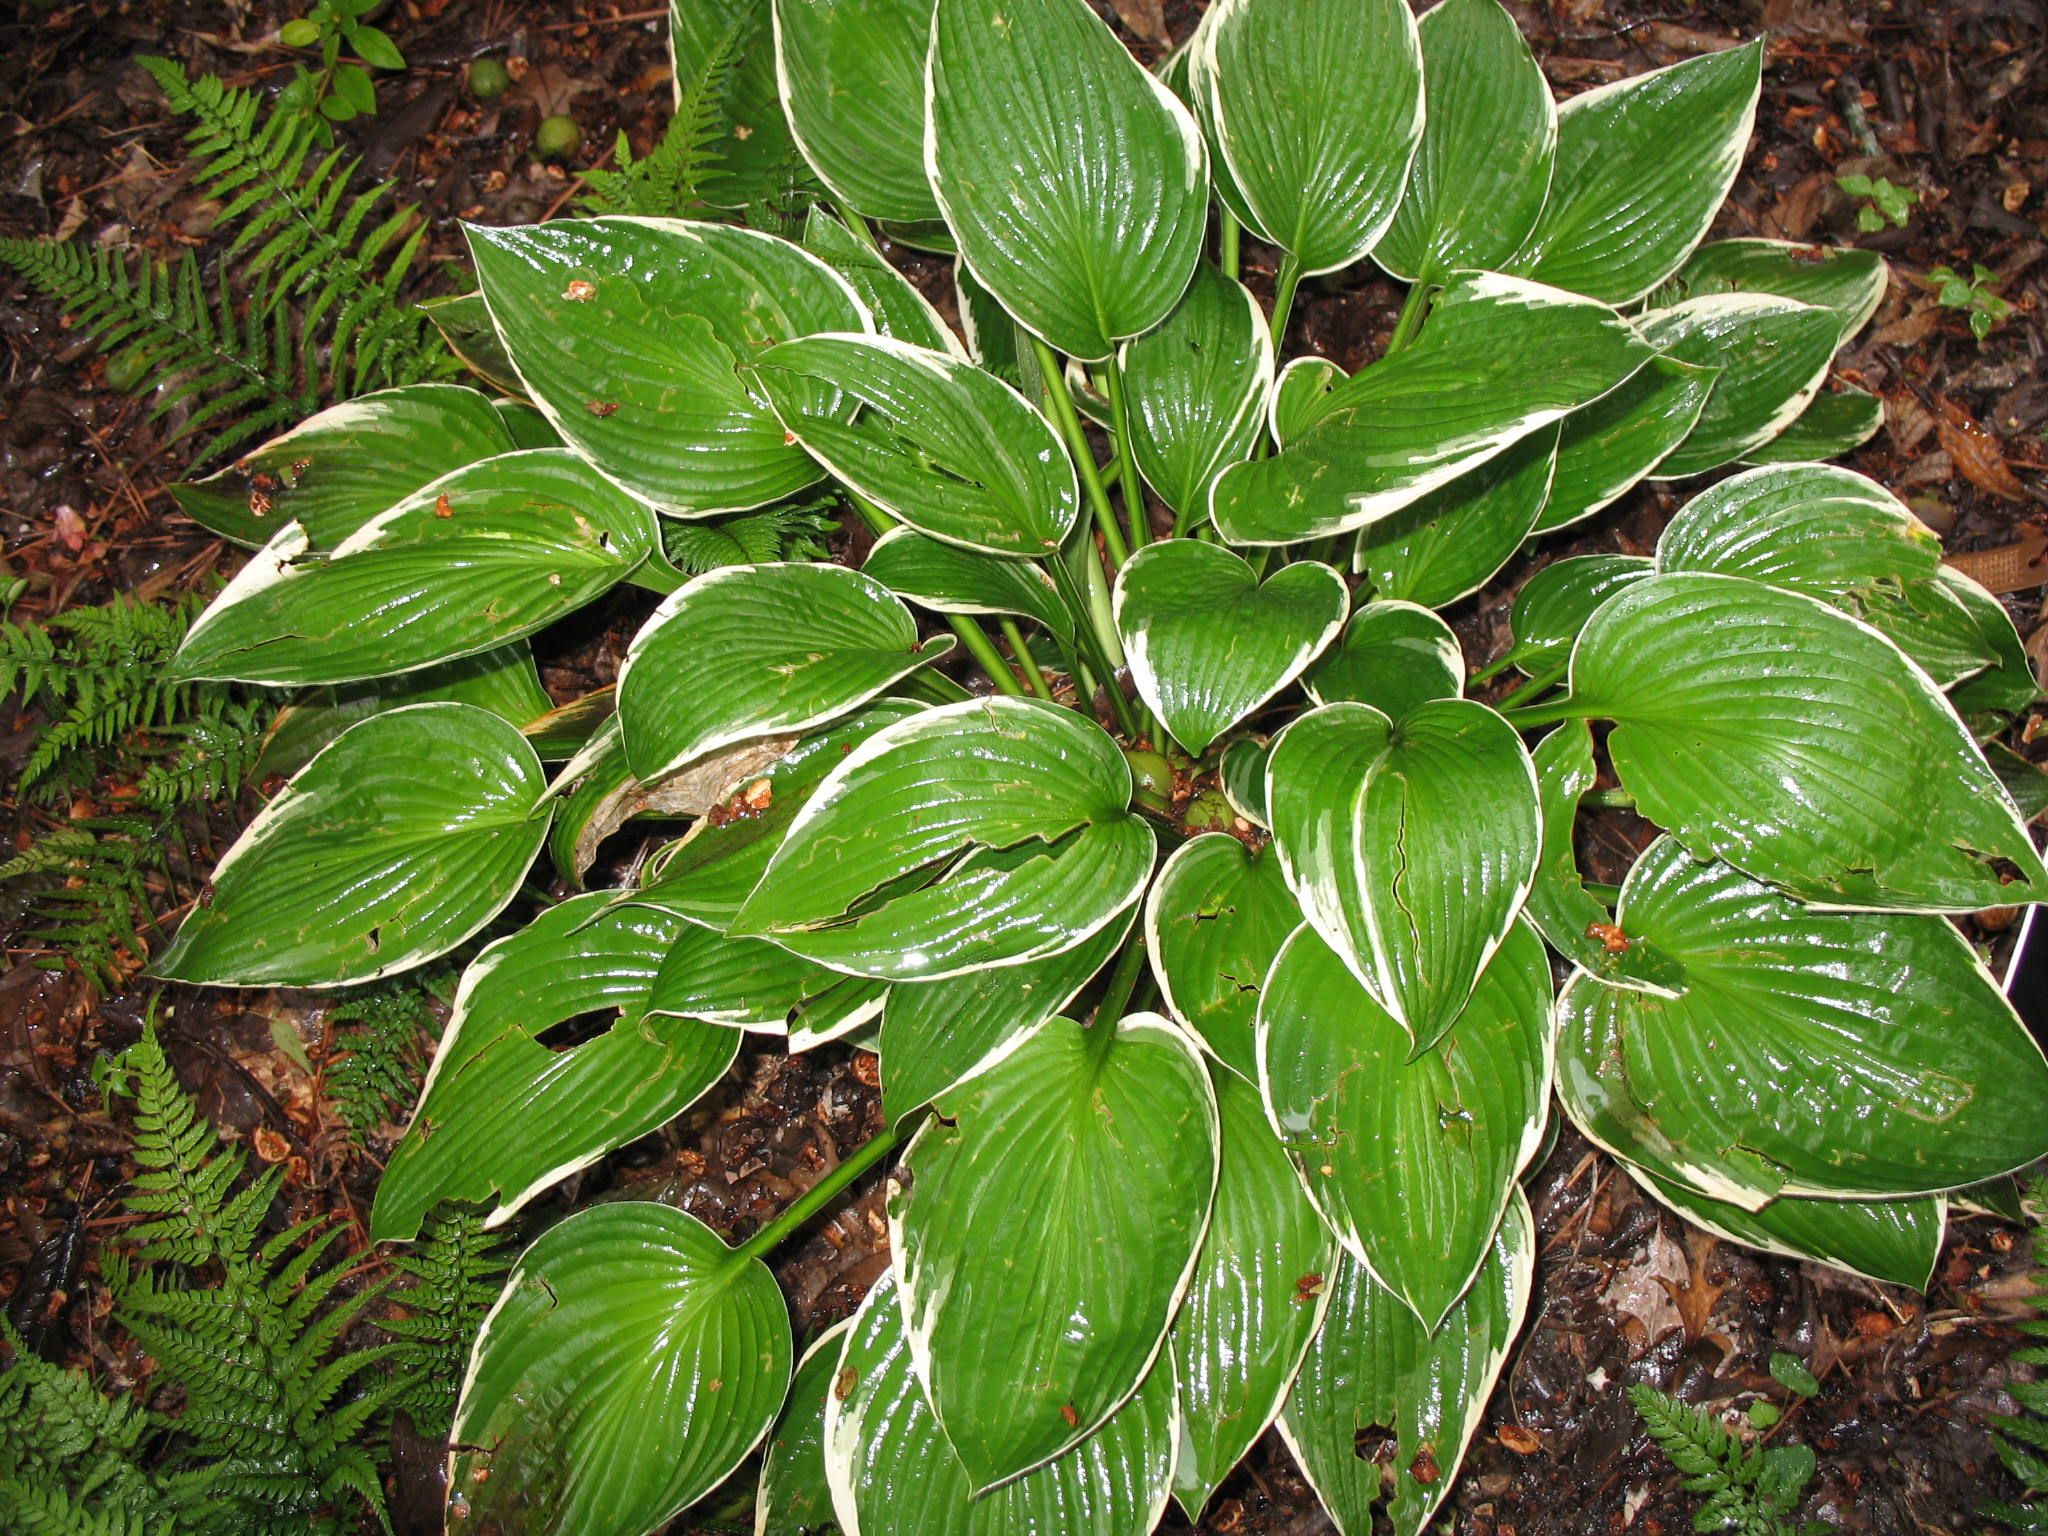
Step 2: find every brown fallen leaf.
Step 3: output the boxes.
[1935,396,2034,502]
[1944,526,2048,595]
[1107,0,1169,44]
[1497,1423,1544,1455]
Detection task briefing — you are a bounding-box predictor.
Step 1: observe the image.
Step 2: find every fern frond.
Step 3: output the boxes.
[321,974,443,1145]
[11,818,164,993]
[381,1206,512,1436]
[579,17,739,217]
[113,1023,259,1266]
[662,502,840,576]
[1989,1177,2048,1528]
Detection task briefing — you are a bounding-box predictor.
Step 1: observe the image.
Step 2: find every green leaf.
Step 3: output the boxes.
[1745,386,1885,464]
[467,216,868,514]
[1650,237,1887,349]
[801,207,960,354]
[1219,735,1272,830]
[862,526,1074,640]
[1266,699,1541,1044]
[1946,571,2041,716]
[1373,0,1555,281]
[733,697,1154,981]
[1536,355,1718,533]
[1561,572,2048,910]
[420,291,524,394]
[1211,272,1654,544]
[1636,1176,1944,1292]
[1553,836,2048,1203]
[618,562,947,782]
[1351,423,1558,608]
[1501,553,1654,675]
[879,901,1135,1122]
[1280,1192,1533,1536]
[788,972,892,1052]
[928,0,1208,360]
[1170,1072,1337,1518]
[1115,541,1347,755]
[369,893,738,1242]
[152,704,550,988]
[888,1011,1215,1489]
[1638,296,1842,478]
[1120,262,1274,523]
[1269,355,1345,448]
[1767,1351,1822,1399]
[754,333,1079,555]
[758,1318,852,1536]
[172,449,656,687]
[1260,920,1550,1328]
[645,917,845,1029]
[671,0,805,210]
[1508,40,1764,304]
[1189,0,1421,274]
[452,1202,790,1536]
[170,384,516,550]
[775,0,940,222]
[1146,833,1300,1081]
[823,1270,1178,1535]
[495,398,564,449]
[1302,600,1462,720]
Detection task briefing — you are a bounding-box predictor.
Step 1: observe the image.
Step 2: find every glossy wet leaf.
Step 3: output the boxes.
[775,0,941,222]
[1190,0,1421,274]
[618,562,945,782]
[1373,0,1555,281]
[861,526,1074,640]
[786,972,891,1053]
[1265,699,1541,1044]
[1508,40,1764,304]
[1280,1193,1533,1536]
[1170,1072,1336,1517]
[154,704,549,989]
[757,1319,852,1536]
[1746,386,1884,464]
[1270,355,1345,448]
[645,917,842,1029]
[467,217,867,514]
[172,449,656,687]
[1946,570,2041,716]
[1352,424,1558,608]
[672,0,805,210]
[1501,554,1653,674]
[1536,355,1717,532]
[1115,541,1347,755]
[1260,921,1550,1328]
[1650,237,1887,348]
[420,291,522,394]
[802,209,960,354]
[889,1012,1215,1489]
[171,383,515,549]
[1146,833,1300,1081]
[1302,601,1462,720]
[1638,1175,1944,1292]
[1219,736,1271,829]
[1639,296,1842,478]
[1562,573,2048,910]
[733,697,1155,981]
[1553,836,2048,1204]
[369,893,738,1242]
[754,333,1079,556]
[452,1201,790,1536]
[1210,272,1653,544]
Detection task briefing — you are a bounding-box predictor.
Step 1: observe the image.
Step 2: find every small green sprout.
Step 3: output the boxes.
[1836,172,1915,232]
[1928,263,2012,341]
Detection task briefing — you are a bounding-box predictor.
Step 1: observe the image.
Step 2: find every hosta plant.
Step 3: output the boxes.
[151,0,2048,1532]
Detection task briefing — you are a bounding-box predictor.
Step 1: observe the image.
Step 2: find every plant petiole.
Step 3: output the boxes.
[1491,661,1568,712]
[845,489,1018,695]
[1387,276,1436,353]
[736,1115,915,1263]
[1098,352,1151,547]
[999,618,1056,701]
[1032,335,1131,567]
[1269,251,1303,349]
[1088,934,1150,1058]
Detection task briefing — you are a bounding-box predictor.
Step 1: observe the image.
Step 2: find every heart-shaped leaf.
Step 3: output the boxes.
[757,1319,852,1536]
[1189,0,1421,275]
[1260,920,1551,1328]
[1170,1071,1336,1518]
[1554,836,2048,1203]
[451,1201,790,1536]
[1650,237,1887,348]
[1210,272,1653,544]
[618,562,948,782]
[1558,572,2048,910]
[468,217,867,514]
[1265,699,1541,1044]
[928,0,1207,360]
[170,383,516,549]
[1373,0,1555,281]
[1352,423,1559,608]
[1115,541,1347,754]
[1638,1175,1943,1292]
[369,893,738,1242]
[889,1011,1216,1489]
[153,704,550,988]
[1507,40,1764,303]
[1279,1193,1533,1536]
[171,449,656,687]
[733,697,1155,981]
[775,0,941,222]
[754,333,1079,555]
[802,209,960,354]
[1536,355,1717,532]
[1146,833,1300,1081]
[1302,601,1462,720]
[1745,386,1884,464]
[862,526,1075,640]
[1639,295,1841,477]
[671,0,804,210]
[1499,553,1654,675]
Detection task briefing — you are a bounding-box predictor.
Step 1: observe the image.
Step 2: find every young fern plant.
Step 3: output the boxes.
[142,0,2048,1534]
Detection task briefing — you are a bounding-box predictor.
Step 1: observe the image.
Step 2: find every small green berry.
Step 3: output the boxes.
[534,114,583,160]
[1180,789,1236,833]
[467,57,512,101]
[279,17,321,48]
[1122,748,1174,799]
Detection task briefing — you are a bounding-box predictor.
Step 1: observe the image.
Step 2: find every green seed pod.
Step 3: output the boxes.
[467,57,512,102]
[534,114,583,160]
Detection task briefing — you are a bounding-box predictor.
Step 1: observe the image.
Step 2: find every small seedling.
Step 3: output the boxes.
[1768,1351,1821,1398]
[1837,172,1915,231]
[1928,263,2012,341]
[1631,1384,1829,1535]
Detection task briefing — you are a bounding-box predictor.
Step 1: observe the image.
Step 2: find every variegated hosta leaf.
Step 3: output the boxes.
[1639,295,1841,478]
[152,704,550,989]
[733,697,1155,982]
[802,209,960,354]
[1499,553,1654,676]
[1210,272,1653,545]
[1947,570,2042,717]
[1302,600,1463,720]
[1269,354,1345,447]
[1170,1072,1336,1517]
[1259,920,1551,1328]
[1265,699,1541,1045]
[369,893,738,1242]
[1650,237,1888,348]
[1638,1175,1944,1293]
[1219,735,1273,830]
[671,0,803,209]
[451,1202,790,1536]
[1508,40,1764,304]
[1536,355,1718,533]
[1280,1193,1534,1536]
[1561,572,2048,910]
[1553,836,2048,1205]
[757,1319,853,1536]
[824,1271,1179,1535]
[1146,833,1301,1081]
[1114,540,1347,755]
[1746,386,1885,464]
[888,1012,1216,1490]
[861,526,1075,640]
[775,0,941,223]
[618,562,949,783]
[467,217,868,514]
[928,0,1208,361]
[644,918,845,1030]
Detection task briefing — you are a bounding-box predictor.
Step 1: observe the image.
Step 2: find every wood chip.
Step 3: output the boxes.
[1498,1424,1544,1455]
[1934,396,2034,502]
[1945,527,2048,595]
